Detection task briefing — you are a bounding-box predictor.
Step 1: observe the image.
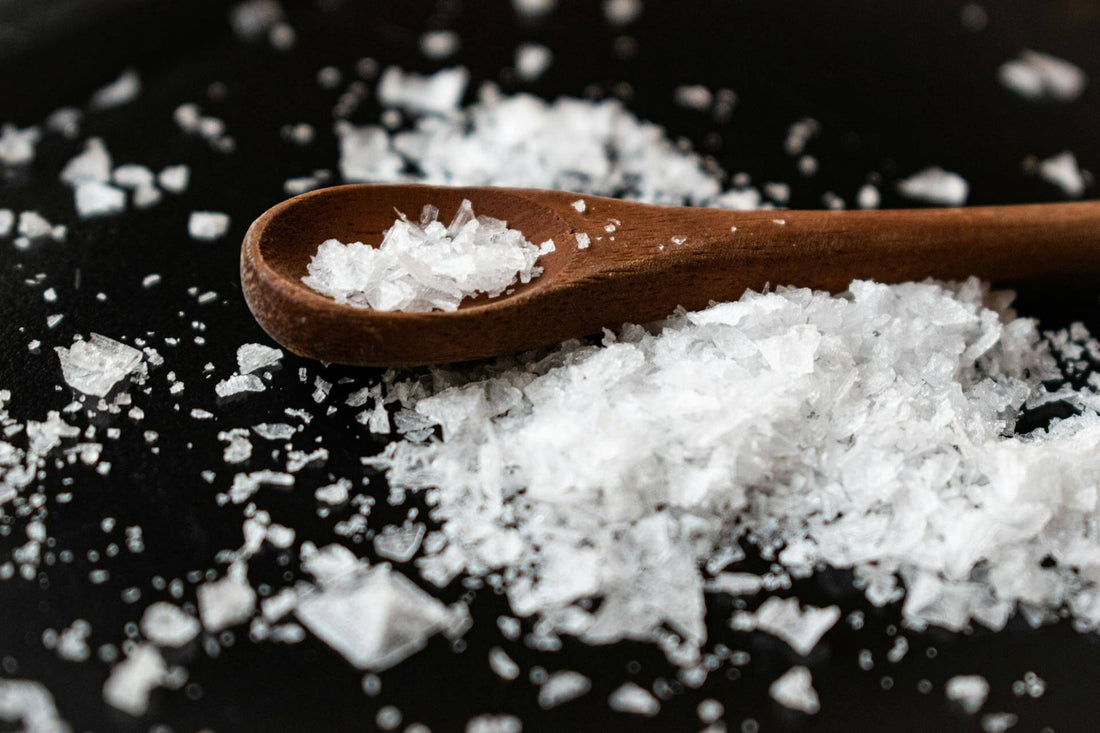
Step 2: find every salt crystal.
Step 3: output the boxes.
[197,564,256,631]
[1037,151,1086,197]
[0,209,13,237]
[252,423,295,440]
[0,678,68,732]
[674,85,713,112]
[511,0,556,19]
[769,666,820,714]
[896,167,969,206]
[60,138,111,186]
[515,43,553,82]
[946,675,990,714]
[140,603,201,647]
[0,124,40,166]
[373,522,426,562]
[420,30,460,60]
[74,181,127,218]
[157,165,190,193]
[315,479,351,505]
[857,183,881,209]
[303,201,548,312]
[603,0,643,25]
[294,565,456,670]
[999,49,1087,102]
[55,334,143,397]
[102,644,166,717]
[188,211,231,240]
[215,373,265,397]
[237,343,284,374]
[537,670,591,709]
[488,647,520,680]
[142,274,161,288]
[18,212,54,240]
[571,199,586,213]
[377,67,469,115]
[89,69,141,110]
[981,713,1019,733]
[734,597,840,656]
[575,232,591,249]
[608,682,660,716]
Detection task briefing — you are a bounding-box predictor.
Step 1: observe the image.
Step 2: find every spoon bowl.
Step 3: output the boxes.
[242,184,1100,366]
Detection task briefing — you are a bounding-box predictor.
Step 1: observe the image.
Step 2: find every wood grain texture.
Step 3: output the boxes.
[241,183,1100,366]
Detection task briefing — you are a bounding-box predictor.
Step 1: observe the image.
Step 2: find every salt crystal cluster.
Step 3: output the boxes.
[369,277,1100,666]
[303,200,553,312]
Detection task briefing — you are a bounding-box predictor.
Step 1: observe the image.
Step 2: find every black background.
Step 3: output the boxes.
[2,1,1100,731]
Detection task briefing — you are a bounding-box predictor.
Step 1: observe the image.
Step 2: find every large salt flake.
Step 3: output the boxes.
[102,644,167,717]
[55,334,143,397]
[294,565,456,670]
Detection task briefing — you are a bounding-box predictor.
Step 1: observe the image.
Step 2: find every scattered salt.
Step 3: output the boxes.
[140,603,201,647]
[197,565,256,631]
[1036,151,1086,197]
[896,166,969,206]
[608,682,660,716]
[377,66,469,115]
[102,644,166,717]
[188,211,231,241]
[89,69,141,110]
[999,49,1087,102]
[946,674,990,714]
[237,343,284,374]
[55,334,144,397]
[515,43,553,82]
[537,671,591,709]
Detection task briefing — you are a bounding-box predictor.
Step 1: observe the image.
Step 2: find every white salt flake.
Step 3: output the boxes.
[734,597,840,656]
[215,373,266,397]
[0,124,40,166]
[515,43,553,82]
[157,165,190,193]
[188,211,231,241]
[140,603,201,647]
[999,49,1087,102]
[770,666,820,714]
[89,69,141,110]
[295,565,457,670]
[74,181,127,218]
[946,674,990,714]
[0,678,68,732]
[377,66,469,115]
[897,167,969,206]
[1036,151,1086,197]
[538,671,591,709]
[608,682,660,716]
[197,565,256,631]
[102,644,166,717]
[237,343,284,374]
[420,30,460,60]
[55,334,143,397]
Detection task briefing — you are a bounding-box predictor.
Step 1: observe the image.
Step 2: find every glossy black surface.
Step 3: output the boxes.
[1,1,1099,731]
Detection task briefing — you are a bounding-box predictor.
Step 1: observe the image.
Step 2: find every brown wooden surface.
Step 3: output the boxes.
[240,184,1100,366]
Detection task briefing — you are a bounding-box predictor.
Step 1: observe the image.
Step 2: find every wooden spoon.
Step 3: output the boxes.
[241,184,1100,366]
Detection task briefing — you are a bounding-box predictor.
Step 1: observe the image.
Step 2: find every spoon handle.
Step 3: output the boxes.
[559,199,1100,321]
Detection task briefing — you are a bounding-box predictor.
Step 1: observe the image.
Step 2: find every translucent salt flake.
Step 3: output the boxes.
[237,343,284,373]
[89,69,141,110]
[896,167,969,206]
[999,50,1087,102]
[575,232,591,249]
[377,66,469,115]
[102,644,166,717]
[734,597,840,656]
[946,675,990,714]
[55,334,143,397]
[705,572,764,596]
[538,671,591,709]
[608,682,660,716]
[197,565,256,631]
[252,423,296,440]
[769,667,820,714]
[488,647,520,680]
[188,211,231,240]
[17,211,55,240]
[515,43,553,82]
[74,181,126,218]
[1037,151,1086,198]
[215,373,266,397]
[373,522,426,562]
[140,603,200,647]
[294,565,455,670]
[303,200,548,312]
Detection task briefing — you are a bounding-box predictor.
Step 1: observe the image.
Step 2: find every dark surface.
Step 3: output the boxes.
[1,1,1099,731]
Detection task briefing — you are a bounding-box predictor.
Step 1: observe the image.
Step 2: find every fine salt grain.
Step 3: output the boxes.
[303,200,552,312]
[769,666,820,714]
[515,43,553,82]
[537,671,591,709]
[237,343,284,374]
